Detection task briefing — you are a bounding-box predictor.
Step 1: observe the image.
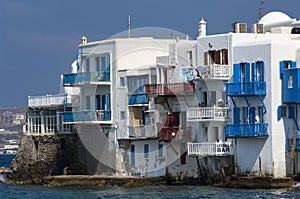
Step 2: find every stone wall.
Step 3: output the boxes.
[8,134,86,184]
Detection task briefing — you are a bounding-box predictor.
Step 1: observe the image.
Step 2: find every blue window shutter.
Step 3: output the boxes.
[105,94,111,110]
[233,63,241,83]
[250,107,256,123]
[144,144,149,158]
[288,106,294,119]
[277,106,282,121]
[233,107,240,124]
[251,63,257,82]
[260,61,265,81]
[292,61,296,68]
[280,61,284,79]
[245,62,251,83]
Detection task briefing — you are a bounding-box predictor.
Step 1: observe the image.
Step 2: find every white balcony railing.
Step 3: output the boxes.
[187,106,229,122]
[187,141,233,157]
[28,94,79,107]
[199,64,229,80]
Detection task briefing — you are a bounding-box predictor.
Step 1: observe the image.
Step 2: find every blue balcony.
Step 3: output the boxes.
[63,110,111,122]
[128,93,148,105]
[63,71,110,86]
[282,68,300,103]
[225,123,269,138]
[287,138,300,150]
[226,81,266,96]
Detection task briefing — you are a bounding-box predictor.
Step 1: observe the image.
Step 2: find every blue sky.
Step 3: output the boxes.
[1,0,300,107]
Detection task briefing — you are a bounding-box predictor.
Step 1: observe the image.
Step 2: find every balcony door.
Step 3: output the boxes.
[95,94,110,111]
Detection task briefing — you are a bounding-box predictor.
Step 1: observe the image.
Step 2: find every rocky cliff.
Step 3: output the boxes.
[8,133,87,184]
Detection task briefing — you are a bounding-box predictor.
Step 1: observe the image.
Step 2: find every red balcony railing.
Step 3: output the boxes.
[145,83,195,96]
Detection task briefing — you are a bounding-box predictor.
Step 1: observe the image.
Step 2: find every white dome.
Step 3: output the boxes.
[259,11,292,25]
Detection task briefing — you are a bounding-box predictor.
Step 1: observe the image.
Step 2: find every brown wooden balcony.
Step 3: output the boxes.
[145,83,195,96]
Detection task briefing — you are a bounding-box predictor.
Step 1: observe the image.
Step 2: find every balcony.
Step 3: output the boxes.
[198,64,229,80]
[28,94,79,107]
[282,68,300,103]
[225,123,268,138]
[187,106,229,122]
[159,127,191,142]
[287,138,300,150]
[145,83,195,96]
[226,81,266,96]
[128,93,148,105]
[187,141,233,157]
[128,125,157,139]
[63,110,111,123]
[63,71,110,86]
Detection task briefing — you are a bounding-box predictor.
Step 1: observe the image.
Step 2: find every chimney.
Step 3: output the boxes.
[198,17,207,37]
[81,36,87,45]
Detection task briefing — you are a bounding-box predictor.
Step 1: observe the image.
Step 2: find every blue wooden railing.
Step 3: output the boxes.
[63,71,110,86]
[63,110,111,122]
[128,93,148,105]
[225,123,268,138]
[226,81,266,96]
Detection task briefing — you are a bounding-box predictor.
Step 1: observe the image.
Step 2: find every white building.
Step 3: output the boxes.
[24,11,300,180]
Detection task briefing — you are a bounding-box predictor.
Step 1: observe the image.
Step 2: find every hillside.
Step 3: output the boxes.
[0,107,26,144]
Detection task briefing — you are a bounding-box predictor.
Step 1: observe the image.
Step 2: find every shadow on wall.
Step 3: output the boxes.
[237,138,268,176]
[77,126,116,175]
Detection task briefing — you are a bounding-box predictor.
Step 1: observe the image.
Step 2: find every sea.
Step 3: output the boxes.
[1,154,300,199]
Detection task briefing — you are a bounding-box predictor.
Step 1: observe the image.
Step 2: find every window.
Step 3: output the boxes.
[202,91,208,106]
[222,91,228,105]
[288,76,293,88]
[85,96,91,110]
[130,145,135,166]
[158,143,163,158]
[127,75,148,94]
[95,94,110,111]
[120,111,125,120]
[85,58,90,72]
[119,77,125,87]
[144,144,149,158]
[188,50,193,66]
[210,91,216,105]
[204,49,228,65]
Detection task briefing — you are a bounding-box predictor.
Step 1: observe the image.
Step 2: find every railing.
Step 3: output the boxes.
[225,123,269,138]
[226,81,266,96]
[128,125,157,139]
[145,83,195,96]
[63,110,111,122]
[188,141,233,156]
[28,94,79,107]
[128,93,148,105]
[63,71,110,86]
[187,106,229,121]
[159,127,191,141]
[200,64,229,79]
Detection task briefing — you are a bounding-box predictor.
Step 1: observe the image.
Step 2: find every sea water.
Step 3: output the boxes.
[0,183,299,199]
[0,154,16,168]
[0,155,299,198]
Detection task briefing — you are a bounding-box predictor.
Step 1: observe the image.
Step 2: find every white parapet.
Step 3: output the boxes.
[187,141,233,157]
[187,106,229,122]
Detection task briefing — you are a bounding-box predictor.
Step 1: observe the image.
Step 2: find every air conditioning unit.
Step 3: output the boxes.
[252,23,264,34]
[233,23,247,33]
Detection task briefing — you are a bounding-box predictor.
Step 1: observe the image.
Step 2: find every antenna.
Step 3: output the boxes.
[128,14,131,38]
[258,0,264,22]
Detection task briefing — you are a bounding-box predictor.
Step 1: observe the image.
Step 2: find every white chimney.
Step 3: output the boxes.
[198,17,207,37]
[81,36,87,45]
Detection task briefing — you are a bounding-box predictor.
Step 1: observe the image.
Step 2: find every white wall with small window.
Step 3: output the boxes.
[129,140,166,177]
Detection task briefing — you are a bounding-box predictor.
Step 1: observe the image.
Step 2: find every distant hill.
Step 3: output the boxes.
[0,107,26,144]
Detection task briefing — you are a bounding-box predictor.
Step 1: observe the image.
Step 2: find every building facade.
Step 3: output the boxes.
[24,11,300,180]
